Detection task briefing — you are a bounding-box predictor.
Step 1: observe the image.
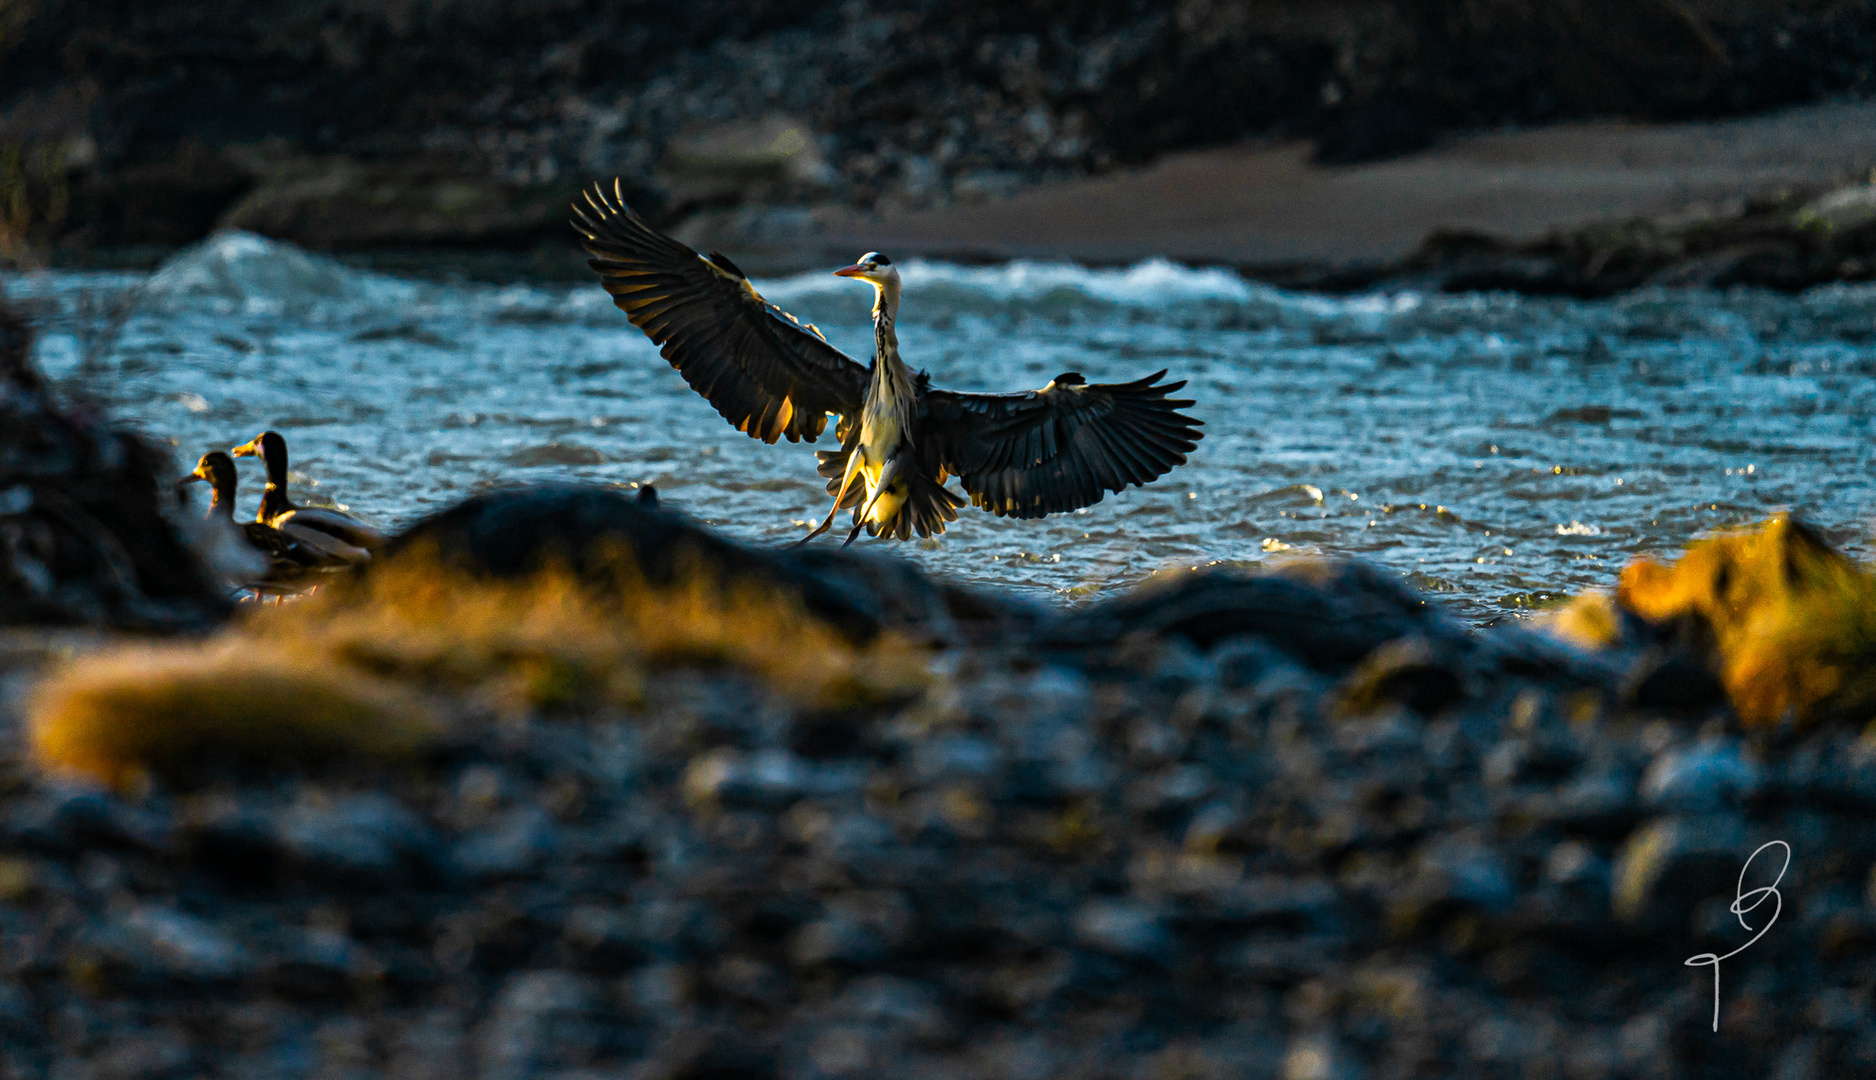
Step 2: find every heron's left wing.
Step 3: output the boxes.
[920,370,1203,519]
[573,181,869,444]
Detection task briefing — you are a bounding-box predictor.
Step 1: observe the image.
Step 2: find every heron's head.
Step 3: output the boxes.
[834,252,899,288]
[835,252,900,315]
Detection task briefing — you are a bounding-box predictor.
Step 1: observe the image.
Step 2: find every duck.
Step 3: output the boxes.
[229,430,387,558]
[182,450,363,594]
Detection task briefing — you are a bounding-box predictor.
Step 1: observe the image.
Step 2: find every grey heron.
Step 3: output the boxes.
[572,180,1203,546]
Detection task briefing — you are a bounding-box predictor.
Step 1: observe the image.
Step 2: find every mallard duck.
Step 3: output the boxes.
[229,430,386,557]
[182,450,362,594]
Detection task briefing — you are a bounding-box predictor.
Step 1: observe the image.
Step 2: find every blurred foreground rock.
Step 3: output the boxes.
[1545,514,1876,728]
[0,290,227,631]
[5,491,1875,1076]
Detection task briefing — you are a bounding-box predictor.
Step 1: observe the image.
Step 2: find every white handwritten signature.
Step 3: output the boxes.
[1684,840,1790,1032]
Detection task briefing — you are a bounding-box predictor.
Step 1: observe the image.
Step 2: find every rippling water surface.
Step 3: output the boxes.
[17,232,1876,622]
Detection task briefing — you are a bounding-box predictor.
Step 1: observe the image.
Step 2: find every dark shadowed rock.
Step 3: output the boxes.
[379,483,1031,645]
[1040,558,1466,672]
[6,2,1875,257]
[0,293,230,631]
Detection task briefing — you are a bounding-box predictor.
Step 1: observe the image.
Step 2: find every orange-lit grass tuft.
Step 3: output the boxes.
[1535,590,1624,651]
[28,542,929,787]
[1616,514,1876,726]
[250,544,930,711]
[29,641,442,789]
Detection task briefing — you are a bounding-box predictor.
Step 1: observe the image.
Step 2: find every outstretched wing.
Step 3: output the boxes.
[572,181,869,443]
[919,370,1203,519]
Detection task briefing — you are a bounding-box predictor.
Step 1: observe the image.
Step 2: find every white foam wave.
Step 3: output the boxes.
[133,232,1434,335]
[754,257,1289,312]
[145,231,420,315]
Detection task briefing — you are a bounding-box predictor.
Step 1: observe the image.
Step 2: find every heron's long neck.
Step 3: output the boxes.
[866,286,919,438]
[869,289,912,396]
[870,288,900,373]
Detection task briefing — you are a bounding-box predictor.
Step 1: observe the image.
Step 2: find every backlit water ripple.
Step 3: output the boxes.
[14,232,1876,623]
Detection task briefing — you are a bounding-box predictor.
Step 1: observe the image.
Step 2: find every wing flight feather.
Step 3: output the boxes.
[572,181,869,444]
[919,370,1204,519]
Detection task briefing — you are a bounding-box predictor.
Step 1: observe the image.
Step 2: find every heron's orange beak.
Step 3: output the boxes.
[833,265,864,278]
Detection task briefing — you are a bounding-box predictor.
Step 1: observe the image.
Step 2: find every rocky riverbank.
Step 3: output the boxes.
[2,1,1875,266]
[1371,179,1876,297]
[5,294,1876,1077]
[6,493,1876,1078]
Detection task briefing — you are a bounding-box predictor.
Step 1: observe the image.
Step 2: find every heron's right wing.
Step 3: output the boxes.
[920,370,1203,519]
[573,181,870,444]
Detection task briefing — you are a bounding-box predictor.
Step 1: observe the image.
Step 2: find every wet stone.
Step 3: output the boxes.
[102,905,250,983]
[1641,738,1763,811]
[277,791,439,885]
[451,805,558,880]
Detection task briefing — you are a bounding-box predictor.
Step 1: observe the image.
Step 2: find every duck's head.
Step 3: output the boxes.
[834,252,900,313]
[180,450,238,512]
[231,430,285,463]
[231,430,289,485]
[183,451,237,488]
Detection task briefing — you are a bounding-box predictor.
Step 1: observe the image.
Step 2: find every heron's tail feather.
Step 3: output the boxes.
[888,470,964,541]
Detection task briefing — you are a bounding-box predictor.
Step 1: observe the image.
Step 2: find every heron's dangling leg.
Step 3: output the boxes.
[794,447,864,547]
[841,457,905,548]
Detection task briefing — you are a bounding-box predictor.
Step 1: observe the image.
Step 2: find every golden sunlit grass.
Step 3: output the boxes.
[1536,590,1624,651]
[1613,514,1876,726]
[29,641,442,789]
[255,544,930,711]
[28,543,930,787]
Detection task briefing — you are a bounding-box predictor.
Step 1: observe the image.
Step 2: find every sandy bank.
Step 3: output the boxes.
[815,100,1876,272]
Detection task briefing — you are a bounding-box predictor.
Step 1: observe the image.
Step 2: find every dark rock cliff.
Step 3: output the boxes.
[2,0,1873,253]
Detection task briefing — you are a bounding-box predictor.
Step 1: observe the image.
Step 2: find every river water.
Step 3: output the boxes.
[15,232,1876,623]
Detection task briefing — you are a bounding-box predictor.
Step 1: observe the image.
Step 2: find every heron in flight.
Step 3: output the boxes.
[572,180,1203,546]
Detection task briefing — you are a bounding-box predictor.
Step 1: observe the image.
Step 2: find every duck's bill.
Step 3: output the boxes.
[179,473,207,484]
[230,439,261,457]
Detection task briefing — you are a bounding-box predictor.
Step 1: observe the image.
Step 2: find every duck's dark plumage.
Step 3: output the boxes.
[230,430,386,556]
[184,450,361,593]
